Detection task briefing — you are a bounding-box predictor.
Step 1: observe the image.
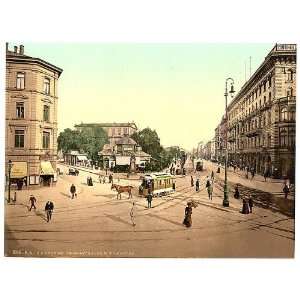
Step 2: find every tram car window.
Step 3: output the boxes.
[139,172,175,197]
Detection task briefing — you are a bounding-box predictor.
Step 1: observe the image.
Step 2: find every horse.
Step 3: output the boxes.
[111,184,134,199]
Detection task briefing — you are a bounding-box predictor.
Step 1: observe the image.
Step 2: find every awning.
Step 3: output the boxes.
[77,155,88,161]
[11,162,27,178]
[40,161,55,175]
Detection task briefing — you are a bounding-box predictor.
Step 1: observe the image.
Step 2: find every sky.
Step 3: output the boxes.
[19,43,273,150]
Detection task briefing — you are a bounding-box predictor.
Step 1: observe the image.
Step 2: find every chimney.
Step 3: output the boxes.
[19,45,24,55]
[6,42,8,52]
[14,46,18,53]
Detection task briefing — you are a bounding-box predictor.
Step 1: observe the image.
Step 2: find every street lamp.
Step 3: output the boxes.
[223,78,235,207]
[7,160,13,204]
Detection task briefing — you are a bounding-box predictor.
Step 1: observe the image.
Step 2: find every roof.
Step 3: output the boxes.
[6,50,63,77]
[115,136,137,145]
[75,122,138,129]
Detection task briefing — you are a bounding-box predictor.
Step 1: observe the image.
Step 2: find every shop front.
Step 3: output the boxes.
[40,161,56,186]
[10,161,28,190]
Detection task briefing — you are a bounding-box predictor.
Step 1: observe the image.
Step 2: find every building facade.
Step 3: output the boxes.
[75,122,138,145]
[99,135,151,172]
[226,44,296,179]
[6,44,63,187]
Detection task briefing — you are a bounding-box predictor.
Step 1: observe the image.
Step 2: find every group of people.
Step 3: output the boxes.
[28,195,54,222]
[190,172,214,200]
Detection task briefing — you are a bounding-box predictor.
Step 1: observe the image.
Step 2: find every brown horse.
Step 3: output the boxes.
[111,184,133,199]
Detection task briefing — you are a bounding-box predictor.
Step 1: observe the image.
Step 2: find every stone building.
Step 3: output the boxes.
[215,115,227,163]
[99,135,151,172]
[75,122,138,145]
[226,44,296,179]
[5,44,63,187]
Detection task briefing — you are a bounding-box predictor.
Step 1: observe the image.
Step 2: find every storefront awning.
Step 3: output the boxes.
[40,161,55,175]
[11,162,27,178]
[77,155,88,161]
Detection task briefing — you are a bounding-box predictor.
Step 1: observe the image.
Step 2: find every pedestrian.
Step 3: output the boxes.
[191,176,194,187]
[109,174,113,184]
[233,164,237,173]
[130,200,136,227]
[248,195,253,213]
[283,183,290,200]
[45,200,54,222]
[147,190,153,208]
[75,169,79,176]
[211,170,214,181]
[195,178,200,192]
[183,202,193,228]
[99,175,102,183]
[29,195,37,211]
[251,168,255,180]
[263,170,268,182]
[70,184,76,199]
[207,182,213,200]
[205,176,211,189]
[241,197,250,214]
[173,181,176,190]
[103,176,106,184]
[234,184,240,199]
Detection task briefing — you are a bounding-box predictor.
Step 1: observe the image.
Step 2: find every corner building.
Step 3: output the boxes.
[5,44,63,187]
[227,44,296,180]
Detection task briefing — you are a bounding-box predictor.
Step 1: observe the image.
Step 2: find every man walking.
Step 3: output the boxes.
[207,182,213,200]
[147,190,153,208]
[283,183,290,200]
[45,201,54,222]
[251,167,255,180]
[29,195,37,211]
[195,178,200,192]
[191,176,194,187]
[70,184,76,199]
[248,195,253,213]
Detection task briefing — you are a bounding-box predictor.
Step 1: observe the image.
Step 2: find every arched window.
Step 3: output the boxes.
[281,107,288,121]
[280,128,288,147]
[289,109,296,121]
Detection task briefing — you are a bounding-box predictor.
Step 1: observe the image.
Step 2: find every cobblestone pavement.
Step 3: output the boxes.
[4,163,294,258]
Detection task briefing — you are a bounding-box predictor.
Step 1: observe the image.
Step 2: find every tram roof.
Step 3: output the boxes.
[143,172,174,179]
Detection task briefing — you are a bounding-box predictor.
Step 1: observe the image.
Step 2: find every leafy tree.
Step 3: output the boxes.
[57,126,109,161]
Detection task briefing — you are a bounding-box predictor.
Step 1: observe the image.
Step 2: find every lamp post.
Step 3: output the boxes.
[223,78,235,207]
[7,160,13,204]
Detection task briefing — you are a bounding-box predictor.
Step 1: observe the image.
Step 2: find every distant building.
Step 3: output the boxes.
[5,43,63,187]
[99,135,151,172]
[64,151,89,167]
[75,122,138,145]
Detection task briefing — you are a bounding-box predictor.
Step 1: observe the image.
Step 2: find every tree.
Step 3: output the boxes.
[57,126,109,161]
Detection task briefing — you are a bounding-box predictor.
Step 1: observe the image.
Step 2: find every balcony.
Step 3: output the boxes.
[245,128,262,137]
[260,102,272,111]
[228,135,236,143]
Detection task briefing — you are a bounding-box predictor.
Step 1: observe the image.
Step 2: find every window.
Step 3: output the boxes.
[15,130,24,148]
[281,107,288,121]
[44,78,50,94]
[43,105,50,122]
[16,73,25,89]
[16,102,24,118]
[289,109,296,121]
[268,112,271,124]
[118,128,121,135]
[43,132,50,149]
[268,77,272,88]
[287,70,293,81]
[124,127,128,135]
[289,129,295,147]
[269,92,272,102]
[280,128,288,147]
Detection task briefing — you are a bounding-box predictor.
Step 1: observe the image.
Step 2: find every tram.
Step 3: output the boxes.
[139,172,175,197]
[194,159,204,171]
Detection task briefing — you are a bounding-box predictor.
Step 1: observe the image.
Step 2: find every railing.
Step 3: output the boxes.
[274,44,296,51]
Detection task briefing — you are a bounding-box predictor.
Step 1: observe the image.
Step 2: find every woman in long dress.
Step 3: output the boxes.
[183,202,193,228]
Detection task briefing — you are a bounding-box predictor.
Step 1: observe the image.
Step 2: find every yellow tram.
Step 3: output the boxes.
[139,173,175,197]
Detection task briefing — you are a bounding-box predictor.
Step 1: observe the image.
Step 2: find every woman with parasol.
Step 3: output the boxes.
[183,200,198,228]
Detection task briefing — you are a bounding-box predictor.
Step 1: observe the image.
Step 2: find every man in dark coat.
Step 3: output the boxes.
[195,178,200,192]
[45,201,54,222]
[191,176,194,187]
[29,195,37,211]
[70,184,76,199]
[248,195,253,213]
[147,190,153,208]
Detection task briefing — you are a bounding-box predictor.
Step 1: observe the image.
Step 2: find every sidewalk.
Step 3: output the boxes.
[203,160,294,199]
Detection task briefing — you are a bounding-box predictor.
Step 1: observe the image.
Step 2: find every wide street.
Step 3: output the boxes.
[4,162,294,258]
